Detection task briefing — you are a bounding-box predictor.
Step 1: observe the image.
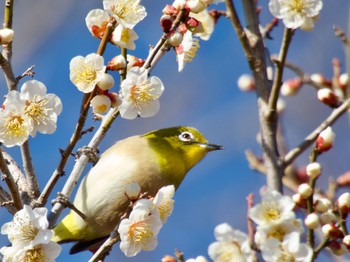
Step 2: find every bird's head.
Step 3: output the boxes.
[142,126,223,172]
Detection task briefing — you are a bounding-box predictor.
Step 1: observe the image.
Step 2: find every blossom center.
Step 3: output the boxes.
[73,61,98,84]
[25,246,44,262]
[128,220,153,244]
[25,96,50,125]
[184,39,200,62]
[289,0,305,13]
[263,203,281,221]
[120,28,131,43]
[111,0,134,20]
[130,81,159,109]
[3,115,27,138]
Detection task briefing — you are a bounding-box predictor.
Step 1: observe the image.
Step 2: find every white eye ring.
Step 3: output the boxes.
[179,131,194,142]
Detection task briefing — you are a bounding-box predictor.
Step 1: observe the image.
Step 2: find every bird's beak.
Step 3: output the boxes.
[199,143,224,151]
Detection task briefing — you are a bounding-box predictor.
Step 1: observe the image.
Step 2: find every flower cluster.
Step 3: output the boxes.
[162,0,223,71]
[0,80,62,147]
[0,205,61,261]
[118,184,175,257]
[250,191,312,261]
[85,0,146,50]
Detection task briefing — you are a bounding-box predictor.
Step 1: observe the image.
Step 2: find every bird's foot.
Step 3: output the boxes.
[52,192,87,220]
[76,146,99,165]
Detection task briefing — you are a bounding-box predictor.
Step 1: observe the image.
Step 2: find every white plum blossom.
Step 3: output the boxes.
[0,28,14,44]
[111,24,139,50]
[254,218,303,248]
[0,91,32,147]
[191,9,215,41]
[153,185,175,224]
[260,232,313,262]
[175,31,200,72]
[119,67,164,119]
[1,242,61,262]
[269,0,323,29]
[85,9,110,38]
[118,199,163,257]
[208,223,255,262]
[1,205,52,248]
[186,256,208,262]
[103,0,147,29]
[249,190,295,226]
[20,80,62,137]
[70,53,106,93]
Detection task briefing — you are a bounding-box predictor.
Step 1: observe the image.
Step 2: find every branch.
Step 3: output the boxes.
[267,28,293,117]
[283,98,350,166]
[20,140,40,200]
[0,147,22,210]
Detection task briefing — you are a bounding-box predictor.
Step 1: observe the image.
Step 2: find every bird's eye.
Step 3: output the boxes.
[179,131,194,142]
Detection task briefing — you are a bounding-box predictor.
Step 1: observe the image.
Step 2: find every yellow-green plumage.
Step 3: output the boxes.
[52,126,222,254]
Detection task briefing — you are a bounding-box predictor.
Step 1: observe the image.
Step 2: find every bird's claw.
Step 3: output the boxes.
[76,146,99,165]
[52,192,87,220]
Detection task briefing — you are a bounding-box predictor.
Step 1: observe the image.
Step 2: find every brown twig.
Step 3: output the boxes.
[283,98,350,166]
[15,65,35,82]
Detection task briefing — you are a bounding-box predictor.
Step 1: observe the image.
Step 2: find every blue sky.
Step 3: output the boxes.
[0,1,349,261]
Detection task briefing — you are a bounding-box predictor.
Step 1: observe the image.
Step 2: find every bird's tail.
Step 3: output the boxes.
[51,212,83,243]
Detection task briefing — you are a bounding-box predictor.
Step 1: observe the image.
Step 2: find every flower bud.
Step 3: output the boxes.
[125,183,141,200]
[339,73,349,90]
[319,210,337,225]
[97,73,115,91]
[237,74,255,92]
[0,28,14,44]
[280,78,302,96]
[107,55,126,71]
[292,193,307,209]
[127,55,145,69]
[90,95,111,114]
[314,198,331,213]
[329,241,348,256]
[317,88,339,108]
[316,127,335,152]
[298,183,313,199]
[322,224,343,239]
[306,162,321,179]
[336,171,350,187]
[186,0,207,13]
[167,31,183,47]
[160,14,174,33]
[338,192,350,214]
[305,213,319,229]
[343,235,350,247]
[300,17,315,32]
[310,73,332,87]
[107,92,122,108]
[162,255,177,262]
[163,5,178,16]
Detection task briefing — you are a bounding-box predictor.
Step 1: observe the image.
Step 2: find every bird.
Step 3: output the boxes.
[52,126,223,254]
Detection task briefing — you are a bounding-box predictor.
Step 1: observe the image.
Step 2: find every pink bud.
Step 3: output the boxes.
[237,74,255,92]
[311,73,332,87]
[322,224,343,239]
[160,14,173,33]
[336,171,350,187]
[317,88,339,108]
[280,78,302,96]
[107,55,126,71]
[316,127,335,152]
[338,192,350,214]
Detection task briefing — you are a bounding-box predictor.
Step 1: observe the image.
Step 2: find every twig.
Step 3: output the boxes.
[15,65,35,82]
[2,0,16,92]
[334,26,349,46]
[0,147,22,210]
[246,194,256,249]
[0,187,16,214]
[88,230,121,262]
[283,98,350,166]
[20,140,40,200]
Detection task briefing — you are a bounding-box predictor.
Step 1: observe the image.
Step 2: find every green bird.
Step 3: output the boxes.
[52,126,223,254]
